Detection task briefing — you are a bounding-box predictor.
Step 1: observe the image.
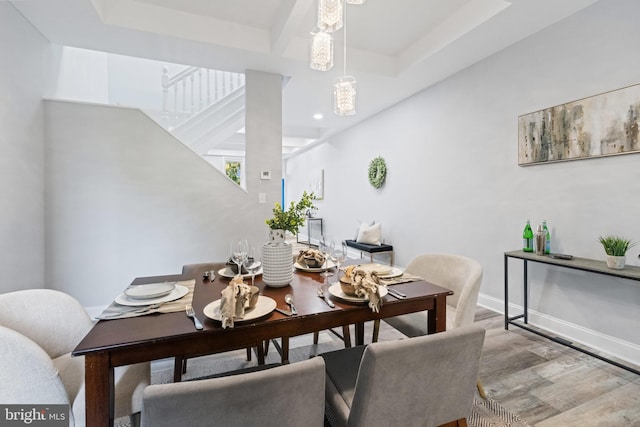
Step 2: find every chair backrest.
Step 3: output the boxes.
[141,356,326,427]
[348,325,485,427]
[0,289,94,359]
[405,253,483,328]
[0,325,71,406]
[181,262,216,278]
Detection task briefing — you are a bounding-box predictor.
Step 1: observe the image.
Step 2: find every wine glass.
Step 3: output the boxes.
[331,241,347,283]
[245,245,262,287]
[319,236,334,278]
[230,239,248,276]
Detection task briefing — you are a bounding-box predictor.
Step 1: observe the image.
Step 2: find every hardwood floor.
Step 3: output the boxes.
[471,307,640,426]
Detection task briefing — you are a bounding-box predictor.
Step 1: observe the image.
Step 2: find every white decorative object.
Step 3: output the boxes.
[310,30,333,71]
[317,0,343,32]
[334,76,357,115]
[262,229,294,287]
[606,255,626,270]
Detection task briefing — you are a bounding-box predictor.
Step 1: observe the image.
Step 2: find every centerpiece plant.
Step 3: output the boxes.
[265,191,316,236]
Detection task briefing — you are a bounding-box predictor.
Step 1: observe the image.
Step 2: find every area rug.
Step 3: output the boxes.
[115,330,530,427]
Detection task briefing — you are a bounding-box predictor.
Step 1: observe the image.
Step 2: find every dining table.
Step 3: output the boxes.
[73,260,453,427]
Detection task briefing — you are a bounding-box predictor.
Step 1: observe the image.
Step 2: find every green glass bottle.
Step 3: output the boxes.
[523,219,533,252]
[542,220,551,254]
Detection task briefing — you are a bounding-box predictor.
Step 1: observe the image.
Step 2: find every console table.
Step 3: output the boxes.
[504,250,640,376]
[297,217,323,246]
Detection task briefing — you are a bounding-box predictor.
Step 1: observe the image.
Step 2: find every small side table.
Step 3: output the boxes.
[297,217,323,247]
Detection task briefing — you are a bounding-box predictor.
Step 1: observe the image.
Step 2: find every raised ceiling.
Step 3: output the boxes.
[12,0,598,152]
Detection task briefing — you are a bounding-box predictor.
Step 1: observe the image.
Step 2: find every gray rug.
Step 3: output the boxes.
[116,329,530,427]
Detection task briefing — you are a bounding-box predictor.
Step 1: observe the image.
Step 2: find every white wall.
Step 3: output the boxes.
[44,70,281,307]
[286,0,640,364]
[0,4,47,291]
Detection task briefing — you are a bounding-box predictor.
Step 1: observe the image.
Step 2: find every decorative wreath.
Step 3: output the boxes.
[368,156,387,189]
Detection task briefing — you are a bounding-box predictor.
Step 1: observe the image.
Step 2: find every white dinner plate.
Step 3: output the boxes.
[377,267,404,279]
[124,282,176,299]
[203,296,277,322]
[217,266,263,279]
[328,283,388,303]
[294,260,336,272]
[357,263,394,276]
[115,284,189,306]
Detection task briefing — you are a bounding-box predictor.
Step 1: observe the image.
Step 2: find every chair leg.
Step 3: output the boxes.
[246,347,252,361]
[313,331,320,344]
[342,325,351,347]
[438,419,467,427]
[264,339,270,355]
[372,319,380,343]
[129,412,141,427]
[281,337,290,364]
[173,357,184,382]
[477,377,487,399]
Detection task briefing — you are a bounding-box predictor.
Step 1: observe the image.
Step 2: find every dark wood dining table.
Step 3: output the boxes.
[73,261,453,427]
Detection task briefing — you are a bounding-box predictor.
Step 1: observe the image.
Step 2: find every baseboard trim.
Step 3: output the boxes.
[478,293,640,368]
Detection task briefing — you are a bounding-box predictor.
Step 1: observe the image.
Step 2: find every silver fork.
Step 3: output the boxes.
[186,304,203,330]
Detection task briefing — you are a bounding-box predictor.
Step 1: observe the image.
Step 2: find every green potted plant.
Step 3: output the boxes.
[598,235,637,269]
[265,191,316,241]
[262,191,316,287]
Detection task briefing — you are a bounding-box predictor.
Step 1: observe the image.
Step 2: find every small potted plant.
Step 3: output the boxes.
[598,235,637,269]
[265,191,316,242]
[262,191,316,287]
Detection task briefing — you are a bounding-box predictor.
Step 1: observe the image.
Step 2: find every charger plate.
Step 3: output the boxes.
[328,283,388,303]
[203,296,276,322]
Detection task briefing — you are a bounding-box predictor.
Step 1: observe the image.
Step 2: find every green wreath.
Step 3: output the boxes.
[368,156,387,189]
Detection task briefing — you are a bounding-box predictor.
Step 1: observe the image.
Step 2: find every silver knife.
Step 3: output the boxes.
[386,287,407,299]
[275,308,293,316]
[321,286,335,308]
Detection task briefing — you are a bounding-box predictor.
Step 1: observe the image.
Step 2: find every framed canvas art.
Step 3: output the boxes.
[518,83,640,165]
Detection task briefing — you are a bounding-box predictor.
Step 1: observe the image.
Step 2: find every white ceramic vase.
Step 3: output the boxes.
[605,255,626,270]
[262,229,293,287]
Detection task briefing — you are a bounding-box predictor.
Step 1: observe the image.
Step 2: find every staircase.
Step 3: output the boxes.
[160,66,246,155]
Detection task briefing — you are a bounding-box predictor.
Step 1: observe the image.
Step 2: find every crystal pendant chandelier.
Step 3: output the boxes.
[333,1,356,115]
[317,0,343,32]
[310,29,333,71]
[334,76,356,115]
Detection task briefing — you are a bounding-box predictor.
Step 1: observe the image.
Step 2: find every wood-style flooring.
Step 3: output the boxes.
[469,307,640,426]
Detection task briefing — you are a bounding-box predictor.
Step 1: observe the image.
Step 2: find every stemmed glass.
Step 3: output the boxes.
[230,239,248,276]
[331,241,347,284]
[319,236,334,278]
[245,245,262,287]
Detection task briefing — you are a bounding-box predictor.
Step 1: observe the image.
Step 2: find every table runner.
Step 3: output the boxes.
[96,279,196,320]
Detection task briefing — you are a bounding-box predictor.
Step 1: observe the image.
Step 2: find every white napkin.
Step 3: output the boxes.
[349,267,382,313]
[219,275,253,328]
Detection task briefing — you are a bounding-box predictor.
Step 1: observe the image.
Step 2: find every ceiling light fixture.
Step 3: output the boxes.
[334,3,356,115]
[310,29,333,71]
[313,113,324,120]
[311,0,364,116]
[317,0,343,32]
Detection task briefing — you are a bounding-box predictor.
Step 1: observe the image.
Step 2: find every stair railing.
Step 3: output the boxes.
[161,66,245,130]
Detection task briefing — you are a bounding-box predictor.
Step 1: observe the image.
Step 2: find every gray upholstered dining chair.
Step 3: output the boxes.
[140,356,326,427]
[322,325,485,427]
[0,289,150,427]
[377,253,486,397]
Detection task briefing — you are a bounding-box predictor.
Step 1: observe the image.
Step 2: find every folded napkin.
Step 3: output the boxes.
[379,272,423,286]
[219,275,257,329]
[97,279,196,320]
[346,266,382,313]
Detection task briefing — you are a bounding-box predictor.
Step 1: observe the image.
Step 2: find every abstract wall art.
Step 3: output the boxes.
[518,83,640,165]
